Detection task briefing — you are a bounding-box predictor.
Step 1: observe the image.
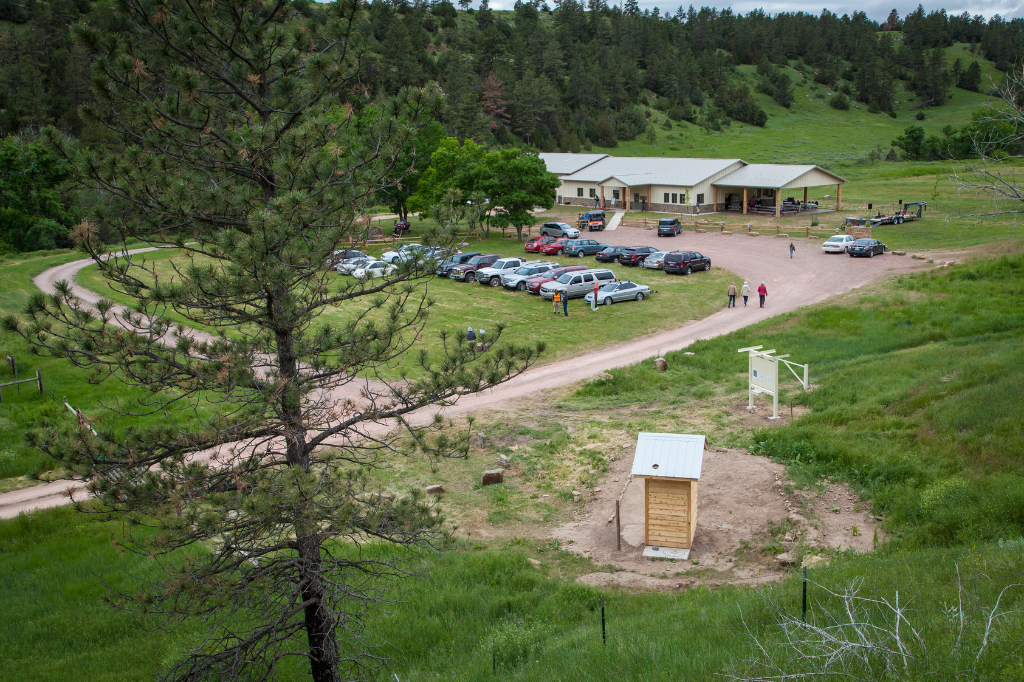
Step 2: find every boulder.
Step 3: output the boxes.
[911,254,927,260]
[425,484,445,495]
[721,231,732,235]
[892,250,906,256]
[527,558,541,569]
[475,432,488,446]
[695,228,707,233]
[481,469,504,486]
[776,233,789,238]
[499,454,512,469]
[802,554,830,570]
[747,232,760,237]
[788,511,807,525]
[584,371,614,386]
[775,552,796,567]
[653,357,668,372]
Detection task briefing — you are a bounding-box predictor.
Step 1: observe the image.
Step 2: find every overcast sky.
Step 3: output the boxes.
[486,1,1024,21]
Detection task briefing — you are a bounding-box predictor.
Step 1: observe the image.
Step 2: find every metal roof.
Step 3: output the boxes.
[717,164,847,189]
[630,432,705,480]
[561,157,743,187]
[538,153,609,175]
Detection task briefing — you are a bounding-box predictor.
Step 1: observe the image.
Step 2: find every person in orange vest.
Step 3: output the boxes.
[592,279,599,310]
[552,290,561,315]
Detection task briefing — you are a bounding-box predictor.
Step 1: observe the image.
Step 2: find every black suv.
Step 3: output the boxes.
[617,246,657,267]
[595,246,629,263]
[663,251,711,275]
[435,251,480,278]
[657,218,682,236]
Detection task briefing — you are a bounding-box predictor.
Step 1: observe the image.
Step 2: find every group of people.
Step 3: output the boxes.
[727,281,767,308]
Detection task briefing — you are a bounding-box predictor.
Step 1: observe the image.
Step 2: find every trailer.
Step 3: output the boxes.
[866,202,927,227]
[899,201,927,222]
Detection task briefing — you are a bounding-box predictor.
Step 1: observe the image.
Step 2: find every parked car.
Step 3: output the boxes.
[353,261,398,279]
[821,234,858,253]
[595,246,629,263]
[540,268,618,300]
[617,246,658,267]
[642,251,670,270]
[436,251,480,277]
[448,253,500,282]
[381,243,423,264]
[539,238,571,256]
[848,238,886,257]
[525,236,557,253]
[501,262,559,291]
[584,281,652,306]
[539,222,580,239]
[524,265,589,294]
[476,257,526,287]
[392,219,411,236]
[328,249,367,267]
[657,218,682,236]
[563,238,609,258]
[335,256,378,275]
[663,251,711,275]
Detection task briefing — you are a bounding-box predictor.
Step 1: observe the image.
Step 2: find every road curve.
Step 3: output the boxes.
[3,232,930,518]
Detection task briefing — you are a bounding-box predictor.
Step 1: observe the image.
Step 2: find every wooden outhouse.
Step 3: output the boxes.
[630,433,706,551]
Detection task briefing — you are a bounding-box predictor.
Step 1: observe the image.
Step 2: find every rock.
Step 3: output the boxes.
[892,250,906,256]
[747,232,759,237]
[475,433,487,446]
[802,554,830,570]
[788,511,807,525]
[499,455,512,469]
[775,552,796,567]
[584,371,614,386]
[695,228,707,233]
[912,254,927,260]
[653,357,668,372]
[721,230,732,235]
[527,558,541,569]
[776,233,789,238]
[425,484,445,495]
[481,469,504,486]
[783,532,794,542]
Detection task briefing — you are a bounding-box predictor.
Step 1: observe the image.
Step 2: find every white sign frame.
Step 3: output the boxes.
[738,345,810,419]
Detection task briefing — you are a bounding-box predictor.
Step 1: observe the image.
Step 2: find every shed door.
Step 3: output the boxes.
[646,479,691,549]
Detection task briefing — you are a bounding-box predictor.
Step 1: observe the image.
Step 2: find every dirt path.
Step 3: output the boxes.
[3,235,934,519]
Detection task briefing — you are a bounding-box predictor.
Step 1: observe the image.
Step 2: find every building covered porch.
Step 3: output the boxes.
[712,165,847,218]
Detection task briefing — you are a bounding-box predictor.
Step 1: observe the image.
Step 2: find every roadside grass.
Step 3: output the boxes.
[3,505,1022,682]
[567,253,1024,547]
[74,223,735,379]
[0,251,219,479]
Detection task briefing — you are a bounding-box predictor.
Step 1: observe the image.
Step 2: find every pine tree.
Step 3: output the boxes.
[480,72,510,130]
[958,61,982,92]
[9,2,540,681]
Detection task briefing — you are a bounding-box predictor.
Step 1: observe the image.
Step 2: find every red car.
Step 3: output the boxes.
[525,236,557,253]
[524,264,588,294]
[539,238,570,256]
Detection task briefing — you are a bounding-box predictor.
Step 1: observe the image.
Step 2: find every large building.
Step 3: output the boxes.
[539,153,846,217]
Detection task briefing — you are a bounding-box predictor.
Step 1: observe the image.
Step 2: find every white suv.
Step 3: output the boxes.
[381,243,423,264]
[476,257,526,287]
[540,268,617,300]
[501,262,559,291]
[821,235,857,253]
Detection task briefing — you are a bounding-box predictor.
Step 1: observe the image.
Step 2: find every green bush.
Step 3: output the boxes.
[829,92,850,110]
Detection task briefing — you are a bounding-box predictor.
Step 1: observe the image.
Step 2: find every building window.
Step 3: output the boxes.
[612,189,620,200]
[634,193,639,203]
[663,193,669,203]
[589,188,596,198]
[577,187,583,197]
[696,193,705,205]
[671,193,677,204]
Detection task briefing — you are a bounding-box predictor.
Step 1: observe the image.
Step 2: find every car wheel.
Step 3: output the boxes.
[391,257,400,264]
[465,272,476,282]
[704,262,711,271]
[604,297,613,306]
[635,292,645,301]
[557,249,564,256]
[490,276,500,287]
[578,251,586,258]
[517,282,527,291]
[869,250,874,258]
[685,266,692,275]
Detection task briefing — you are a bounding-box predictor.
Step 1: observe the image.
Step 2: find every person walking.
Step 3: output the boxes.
[552,290,561,315]
[740,281,750,307]
[758,282,768,308]
[789,242,795,259]
[562,290,569,317]
[727,282,737,308]
[594,196,599,209]
[466,326,476,351]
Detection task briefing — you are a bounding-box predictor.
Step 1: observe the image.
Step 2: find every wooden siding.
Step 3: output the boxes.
[645,478,693,549]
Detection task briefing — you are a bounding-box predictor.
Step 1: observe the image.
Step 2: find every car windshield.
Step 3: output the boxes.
[467,256,485,265]
[512,266,532,275]
[555,273,574,284]
[599,283,618,292]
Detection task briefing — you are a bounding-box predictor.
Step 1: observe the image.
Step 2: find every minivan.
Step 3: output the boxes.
[539,268,617,300]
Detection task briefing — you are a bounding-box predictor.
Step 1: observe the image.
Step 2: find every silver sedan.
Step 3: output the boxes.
[642,251,669,269]
[584,281,651,306]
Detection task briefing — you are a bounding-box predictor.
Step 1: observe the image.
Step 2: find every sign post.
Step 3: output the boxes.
[738,346,810,419]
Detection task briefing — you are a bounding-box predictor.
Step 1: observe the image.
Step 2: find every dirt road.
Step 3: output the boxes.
[2,232,931,518]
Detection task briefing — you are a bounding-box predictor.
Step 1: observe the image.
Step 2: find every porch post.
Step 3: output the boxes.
[803,187,808,203]
[775,187,781,219]
[836,183,842,211]
[600,184,605,209]
[743,187,748,215]
[625,185,630,211]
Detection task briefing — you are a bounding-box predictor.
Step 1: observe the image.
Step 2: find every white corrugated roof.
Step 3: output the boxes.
[630,432,705,480]
[538,153,609,175]
[561,157,743,187]
[717,164,846,188]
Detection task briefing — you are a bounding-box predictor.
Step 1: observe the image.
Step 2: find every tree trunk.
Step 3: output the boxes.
[298,535,341,682]
[515,225,523,241]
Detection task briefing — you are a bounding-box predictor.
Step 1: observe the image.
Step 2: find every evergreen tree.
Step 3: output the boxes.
[958,61,982,92]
